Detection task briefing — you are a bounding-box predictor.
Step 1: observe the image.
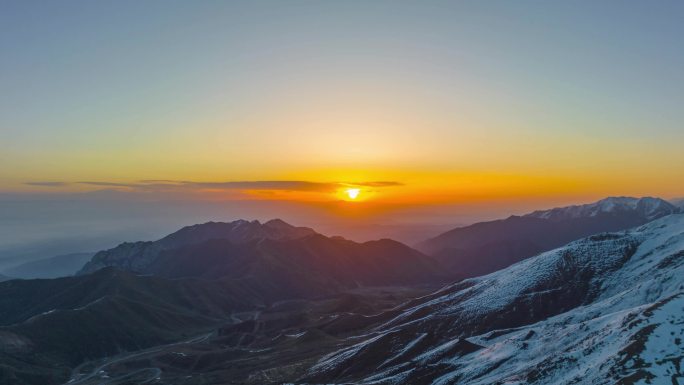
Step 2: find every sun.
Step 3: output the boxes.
[345,188,361,200]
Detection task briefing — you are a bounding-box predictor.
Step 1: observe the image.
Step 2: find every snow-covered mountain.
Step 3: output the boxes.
[305,213,684,384]
[526,196,678,221]
[417,196,679,279]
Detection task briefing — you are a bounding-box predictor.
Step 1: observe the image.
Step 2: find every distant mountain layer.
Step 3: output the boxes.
[3,252,93,279]
[304,213,684,384]
[0,274,11,282]
[417,196,679,278]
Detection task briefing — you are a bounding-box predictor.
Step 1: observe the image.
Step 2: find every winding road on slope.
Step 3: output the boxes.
[65,332,213,385]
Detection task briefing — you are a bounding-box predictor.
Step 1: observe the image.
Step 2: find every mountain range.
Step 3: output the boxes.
[0,197,682,384]
[417,196,679,278]
[71,212,684,384]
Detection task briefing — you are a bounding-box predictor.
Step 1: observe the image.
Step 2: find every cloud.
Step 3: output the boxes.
[78,181,140,187]
[138,179,186,184]
[25,181,69,187]
[183,181,338,191]
[346,181,404,187]
[25,180,403,193]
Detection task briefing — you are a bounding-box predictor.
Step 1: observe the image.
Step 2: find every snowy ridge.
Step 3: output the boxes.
[305,214,684,384]
[525,196,679,221]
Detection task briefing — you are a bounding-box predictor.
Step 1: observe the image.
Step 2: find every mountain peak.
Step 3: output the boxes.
[264,218,295,228]
[162,219,316,244]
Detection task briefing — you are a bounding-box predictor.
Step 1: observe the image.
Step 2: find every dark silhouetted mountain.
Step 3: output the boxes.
[147,235,447,287]
[78,219,317,274]
[417,196,679,278]
[78,220,448,292]
[3,252,93,279]
[302,214,684,384]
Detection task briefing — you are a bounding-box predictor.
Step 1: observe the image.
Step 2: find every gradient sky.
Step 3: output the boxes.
[2,1,684,210]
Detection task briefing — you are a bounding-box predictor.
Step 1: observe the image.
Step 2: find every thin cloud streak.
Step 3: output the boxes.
[24,181,69,187]
[25,180,404,193]
[78,181,140,187]
[345,181,403,187]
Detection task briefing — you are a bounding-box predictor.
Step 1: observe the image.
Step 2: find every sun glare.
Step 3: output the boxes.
[346,188,361,200]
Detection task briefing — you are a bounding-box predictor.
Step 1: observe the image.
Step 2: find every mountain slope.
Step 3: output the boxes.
[303,213,684,384]
[59,286,431,385]
[3,252,93,279]
[0,268,272,384]
[417,196,679,278]
[673,198,684,210]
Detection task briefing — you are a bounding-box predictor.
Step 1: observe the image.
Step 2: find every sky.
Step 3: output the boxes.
[1,1,684,251]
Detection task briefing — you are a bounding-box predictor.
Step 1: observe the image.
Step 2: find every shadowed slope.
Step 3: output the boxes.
[0,268,269,384]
